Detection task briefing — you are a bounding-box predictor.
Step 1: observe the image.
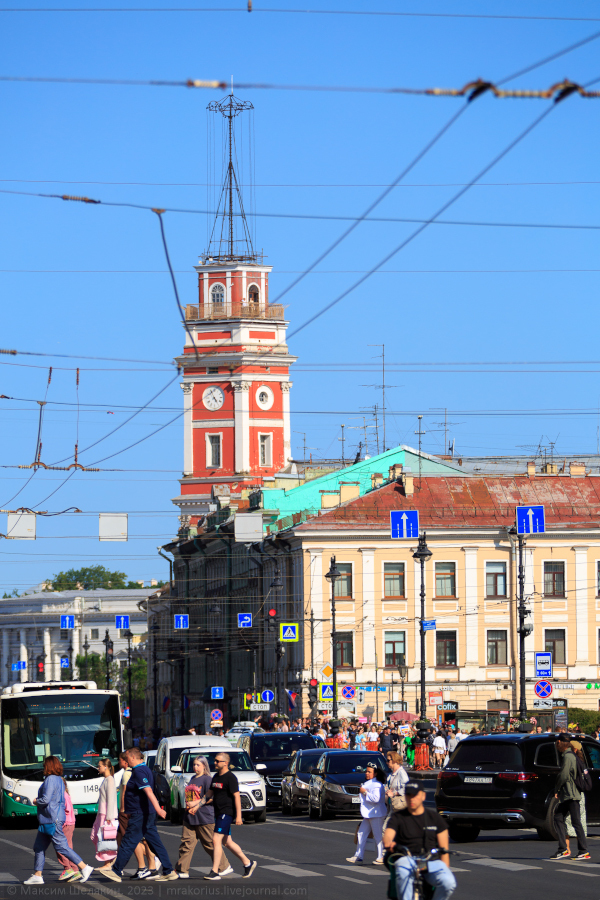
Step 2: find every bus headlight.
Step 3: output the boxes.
[6,790,34,806]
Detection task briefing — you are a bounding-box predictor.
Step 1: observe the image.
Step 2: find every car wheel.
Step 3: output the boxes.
[448,822,480,843]
[542,798,558,841]
[318,795,331,820]
[281,795,292,815]
[254,809,267,823]
[308,797,319,819]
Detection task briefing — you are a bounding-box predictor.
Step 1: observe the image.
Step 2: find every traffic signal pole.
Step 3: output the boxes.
[517,532,527,720]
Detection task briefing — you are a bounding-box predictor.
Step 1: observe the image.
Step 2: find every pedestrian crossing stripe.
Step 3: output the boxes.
[319,683,335,700]
[280,622,299,642]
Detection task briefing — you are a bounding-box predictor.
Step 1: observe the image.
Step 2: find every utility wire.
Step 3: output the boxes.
[152,209,199,361]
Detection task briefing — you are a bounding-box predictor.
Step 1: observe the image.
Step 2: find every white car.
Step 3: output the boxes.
[225,725,264,746]
[153,734,231,815]
[169,746,267,824]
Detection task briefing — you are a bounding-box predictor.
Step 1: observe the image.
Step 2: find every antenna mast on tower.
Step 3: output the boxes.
[206,90,259,264]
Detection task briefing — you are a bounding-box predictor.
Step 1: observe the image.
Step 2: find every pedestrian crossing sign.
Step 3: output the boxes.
[280,622,299,642]
[319,683,335,701]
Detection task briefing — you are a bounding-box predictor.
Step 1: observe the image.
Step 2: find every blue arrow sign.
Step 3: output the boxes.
[423,619,436,631]
[534,680,553,699]
[115,615,130,630]
[211,686,224,700]
[516,505,545,535]
[261,689,275,704]
[238,613,252,628]
[60,657,70,669]
[391,510,419,539]
[174,614,189,630]
[535,652,553,678]
[60,615,74,629]
[11,661,26,672]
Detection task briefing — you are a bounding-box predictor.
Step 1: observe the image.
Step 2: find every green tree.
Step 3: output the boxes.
[117,658,148,702]
[75,652,119,688]
[566,707,600,733]
[45,565,129,592]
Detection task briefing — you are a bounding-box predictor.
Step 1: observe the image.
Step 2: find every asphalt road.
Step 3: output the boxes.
[2,812,600,900]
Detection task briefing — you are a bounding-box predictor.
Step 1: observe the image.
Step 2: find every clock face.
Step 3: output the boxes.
[203,386,225,411]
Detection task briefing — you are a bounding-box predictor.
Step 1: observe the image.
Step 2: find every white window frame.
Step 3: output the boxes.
[247,283,260,304]
[484,559,508,599]
[382,560,406,600]
[435,560,457,599]
[541,558,568,599]
[258,432,273,467]
[544,626,567,666]
[205,432,223,469]
[485,627,509,666]
[210,282,226,308]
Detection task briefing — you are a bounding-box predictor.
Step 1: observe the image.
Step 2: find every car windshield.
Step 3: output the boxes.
[145,754,156,771]
[450,741,523,771]
[326,753,388,775]
[178,751,254,774]
[297,753,324,773]
[250,734,317,759]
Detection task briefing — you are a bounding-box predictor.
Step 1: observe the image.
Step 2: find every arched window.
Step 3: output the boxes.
[211,283,225,305]
[248,284,260,305]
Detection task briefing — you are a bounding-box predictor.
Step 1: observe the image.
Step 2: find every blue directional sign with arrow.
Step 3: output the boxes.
[174,614,189,630]
[60,615,74,629]
[390,510,419,539]
[211,686,224,700]
[261,690,275,704]
[238,613,252,628]
[115,615,130,630]
[516,505,545,535]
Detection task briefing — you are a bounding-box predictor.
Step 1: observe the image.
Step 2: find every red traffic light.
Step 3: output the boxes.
[268,608,278,618]
[309,678,318,687]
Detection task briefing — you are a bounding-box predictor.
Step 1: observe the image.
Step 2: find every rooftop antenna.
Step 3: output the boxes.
[206,89,257,263]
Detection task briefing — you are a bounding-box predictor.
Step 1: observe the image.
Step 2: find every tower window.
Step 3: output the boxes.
[211,284,225,305]
[207,434,222,468]
[248,284,260,305]
[259,434,271,466]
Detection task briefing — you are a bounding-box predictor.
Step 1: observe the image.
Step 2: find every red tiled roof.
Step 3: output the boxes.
[296,475,600,531]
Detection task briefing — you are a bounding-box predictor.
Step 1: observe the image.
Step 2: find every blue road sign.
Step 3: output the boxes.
[516,505,545,535]
[211,686,224,700]
[211,709,223,720]
[423,620,436,631]
[60,615,74,629]
[535,652,553,678]
[11,661,26,672]
[341,684,356,700]
[261,689,275,704]
[115,615,130,630]
[174,614,189,630]
[60,657,70,669]
[319,683,335,701]
[534,680,553,699]
[391,510,419,539]
[280,623,299,642]
[238,613,252,628]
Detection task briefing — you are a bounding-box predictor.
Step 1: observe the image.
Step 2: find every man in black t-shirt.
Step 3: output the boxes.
[383,781,456,900]
[202,753,257,882]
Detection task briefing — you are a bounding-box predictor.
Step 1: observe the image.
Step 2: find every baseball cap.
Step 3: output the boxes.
[404,781,425,797]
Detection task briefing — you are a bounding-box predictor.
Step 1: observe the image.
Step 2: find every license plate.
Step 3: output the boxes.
[352,797,361,803]
[464,776,493,784]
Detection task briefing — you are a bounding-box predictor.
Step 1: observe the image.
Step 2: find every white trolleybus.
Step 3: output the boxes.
[0,680,123,819]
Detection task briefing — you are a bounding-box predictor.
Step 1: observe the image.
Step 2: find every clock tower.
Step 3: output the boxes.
[172,93,296,523]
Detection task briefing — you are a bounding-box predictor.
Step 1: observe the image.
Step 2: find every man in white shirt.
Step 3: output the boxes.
[432,733,446,767]
[455,728,465,742]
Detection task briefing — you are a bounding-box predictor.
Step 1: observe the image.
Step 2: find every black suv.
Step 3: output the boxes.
[237,732,326,807]
[308,749,389,819]
[435,733,600,842]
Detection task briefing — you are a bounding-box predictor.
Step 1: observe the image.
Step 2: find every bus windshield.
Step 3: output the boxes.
[2,693,121,780]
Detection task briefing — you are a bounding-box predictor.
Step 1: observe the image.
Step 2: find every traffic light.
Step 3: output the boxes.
[243,692,257,710]
[107,640,114,659]
[36,656,44,676]
[309,678,318,705]
[267,608,279,633]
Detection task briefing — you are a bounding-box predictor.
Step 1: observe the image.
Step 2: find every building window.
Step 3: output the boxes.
[335,632,354,668]
[544,562,565,597]
[486,562,507,598]
[385,631,406,667]
[90,629,99,640]
[248,284,260,305]
[207,434,221,468]
[436,631,457,667]
[259,434,272,466]
[211,283,225,305]
[334,564,352,599]
[207,367,219,374]
[60,629,69,640]
[545,628,566,665]
[384,563,405,599]
[487,630,507,665]
[435,562,456,598]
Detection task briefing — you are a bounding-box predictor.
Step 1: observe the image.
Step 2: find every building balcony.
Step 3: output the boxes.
[186,302,286,321]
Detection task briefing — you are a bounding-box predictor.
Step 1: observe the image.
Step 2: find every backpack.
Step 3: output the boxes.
[575,754,593,792]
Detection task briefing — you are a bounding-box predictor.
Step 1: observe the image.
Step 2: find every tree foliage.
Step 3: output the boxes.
[565,707,600,733]
[75,652,119,688]
[43,565,165,592]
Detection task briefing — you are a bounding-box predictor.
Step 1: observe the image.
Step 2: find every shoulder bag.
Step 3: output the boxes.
[38,823,56,836]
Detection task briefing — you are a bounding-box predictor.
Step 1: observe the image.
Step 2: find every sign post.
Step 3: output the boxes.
[515,505,545,719]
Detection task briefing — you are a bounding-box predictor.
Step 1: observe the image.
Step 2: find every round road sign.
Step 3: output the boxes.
[262,690,275,704]
[210,709,223,720]
[341,684,356,700]
[534,680,553,699]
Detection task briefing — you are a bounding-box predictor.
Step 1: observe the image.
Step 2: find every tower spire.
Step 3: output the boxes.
[206,92,258,264]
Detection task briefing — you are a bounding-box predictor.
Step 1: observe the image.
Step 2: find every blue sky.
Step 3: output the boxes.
[1,1,600,592]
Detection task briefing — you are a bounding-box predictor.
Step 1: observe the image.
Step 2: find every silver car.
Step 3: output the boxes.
[169,747,267,824]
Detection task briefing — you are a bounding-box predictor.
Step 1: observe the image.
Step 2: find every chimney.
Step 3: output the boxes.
[569,461,586,477]
[402,474,414,497]
[526,461,536,478]
[541,463,558,475]
[371,473,384,489]
[389,464,402,482]
[320,490,340,509]
[339,482,360,503]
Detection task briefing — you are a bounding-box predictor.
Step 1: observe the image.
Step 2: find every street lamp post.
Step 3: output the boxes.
[509,525,531,720]
[82,637,90,681]
[398,663,408,714]
[269,569,284,716]
[102,630,113,690]
[412,533,432,722]
[325,556,341,721]
[68,641,74,679]
[151,621,159,737]
[124,629,133,717]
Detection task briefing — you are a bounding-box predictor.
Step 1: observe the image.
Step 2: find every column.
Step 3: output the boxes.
[281,382,292,463]
[53,652,61,682]
[242,270,247,303]
[72,621,80,679]
[360,550,376,671]
[2,629,9,686]
[463,547,479,668]
[573,547,589,665]
[226,272,232,311]
[232,381,251,474]
[308,550,324,669]
[43,628,51,683]
[181,383,193,476]
[19,628,27,683]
